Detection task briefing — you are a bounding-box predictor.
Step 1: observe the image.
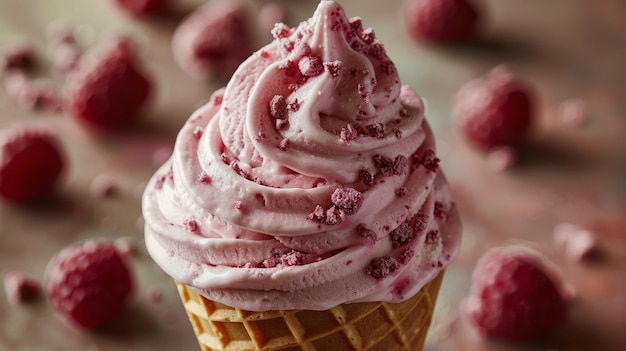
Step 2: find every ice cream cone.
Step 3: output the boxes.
[175,271,444,351]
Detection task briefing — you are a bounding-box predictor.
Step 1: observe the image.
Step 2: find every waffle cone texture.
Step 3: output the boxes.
[175,272,444,351]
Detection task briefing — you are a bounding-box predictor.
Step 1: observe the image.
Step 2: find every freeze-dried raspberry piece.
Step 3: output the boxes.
[366,256,400,279]
[390,223,414,248]
[269,95,287,119]
[331,187,363,214]
[298,56,324,77]
[356,224,377,244]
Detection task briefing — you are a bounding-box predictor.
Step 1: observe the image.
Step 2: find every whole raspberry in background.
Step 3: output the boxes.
[111,0,169,17]
[63,36,153,132]
[404,0,479,44]
[454,66,534,151]
[172,0,253,80]
[463,246,569,341]
[0,126,65,204]
[44,239,134,330]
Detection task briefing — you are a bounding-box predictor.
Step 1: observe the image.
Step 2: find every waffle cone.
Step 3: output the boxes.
[175,271,444,351]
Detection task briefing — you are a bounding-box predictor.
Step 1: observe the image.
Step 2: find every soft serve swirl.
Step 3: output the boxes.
[143,0,461,311]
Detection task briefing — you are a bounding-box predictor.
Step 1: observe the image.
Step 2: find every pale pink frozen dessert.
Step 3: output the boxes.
[143,0,461,311]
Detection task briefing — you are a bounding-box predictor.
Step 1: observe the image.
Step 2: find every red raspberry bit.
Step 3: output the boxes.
[183,218,200,233]
[154,174,167,190]
[395,187,407,197]
[360,28,376,44]
[280,250,307,266]
[359,169,374,186]
[367,42,386,60]
[463,247,569,341]
[3,271,42,305]
[288,99,301,112]
[260,51,270,59]
[404,0,479,44]
[366,123,385,138]
[399,248,415,264]
[419,149,440,172]
[278,138,290,151]
[255,193,267,207]
[254,131,265,142]
[425,230,440,244]
[390,223,414,248]
[298,56,324,77]
[392,128,403,139]
[293,42,312,60]
[392,155,408,175]
[234,201,243,210]
[197,172,211,184]
[356,224,377,245]
[383,61,396,75]
[324,60,343,78]
[0,126,65,204]
[211,91,224,106]
[279,59,298,76]
[325,206,346,225]
[433,201,447,220]
[271,22,292,40]
[269,95,287,119]
[306,205,326,222]
[340,123,358,144]
[44,239,134,329]
[331,187,364,215]
[280,39,295,54]
[373,154,395,177]
[366,256,400,279]
[408,213,428,233]
[349,18,364,36]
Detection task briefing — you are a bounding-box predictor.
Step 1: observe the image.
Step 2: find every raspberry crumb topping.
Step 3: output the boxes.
[192,126,204,139]
[325,206,345,225]
[390,222,414,248]
[298,56,324,77]
[373,154,395,176]
[331,187,364,214]
[396,187,407,197]
[272,22,292,40]
[359,169,374,186]
[183,218,199,233]
[425,229,440,244]
[324,60,343,78]
[278,138,290,151]
[418,149,440,172]
[366,123,385,138]
[269,95,287,119]
[366,256,400,279]
[288,99,301,112]
[434,201,447,220]
[340,124,358,143]
[234,201,243,210]
[399,248,415,264]
[356,224,377,244]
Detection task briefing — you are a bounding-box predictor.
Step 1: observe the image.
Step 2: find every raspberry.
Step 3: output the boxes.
[64,36,153,132]
[0,126,65,204]
[44,239,134,330]
[404,0,479,44]
[454,66,534,150]
[112,0,170,17]
[463,246,569,341]
[172,0,253,79]
[0,40,37,74]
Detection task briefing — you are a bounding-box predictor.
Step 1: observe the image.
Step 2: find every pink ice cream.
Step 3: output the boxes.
[143,0,461,311]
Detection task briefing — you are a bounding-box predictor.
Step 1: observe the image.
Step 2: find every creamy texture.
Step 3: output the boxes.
[143,0,461,311]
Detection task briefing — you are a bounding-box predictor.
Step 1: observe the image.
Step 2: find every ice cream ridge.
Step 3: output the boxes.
[143,0,462,312]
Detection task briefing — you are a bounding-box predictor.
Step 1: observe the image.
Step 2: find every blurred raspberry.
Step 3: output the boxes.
[44,239,134,329]
[172,0,253,79]
[404,0,479,44]
[0,126,65,204]
[463,246,569,341]
[0,40,37,74]
[454,66,534,151]
[112,0,170,17]
[63,36,153,131]
[3,271,42,304]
